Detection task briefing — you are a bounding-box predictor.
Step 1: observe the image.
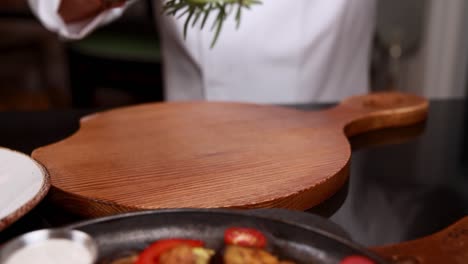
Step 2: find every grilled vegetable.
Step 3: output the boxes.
[192,247,215,264]
[157,245,214,264]
[135,239,207,264]
[224,245,295,264]
[224,227,267,248]
[340,256,375,264]
[108,227,298,264]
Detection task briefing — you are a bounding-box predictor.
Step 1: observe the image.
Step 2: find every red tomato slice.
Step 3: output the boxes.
[340,255,376,264]
[135,239,204,264]
[224,227,267,248]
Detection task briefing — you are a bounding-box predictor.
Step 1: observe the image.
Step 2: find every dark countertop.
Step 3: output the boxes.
[1,99,467,247]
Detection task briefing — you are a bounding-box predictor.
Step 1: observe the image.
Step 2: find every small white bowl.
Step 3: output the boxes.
[0,147,50,230]
[0,229,98,264]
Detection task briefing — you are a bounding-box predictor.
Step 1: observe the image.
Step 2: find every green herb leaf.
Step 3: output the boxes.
[163,0,262,48]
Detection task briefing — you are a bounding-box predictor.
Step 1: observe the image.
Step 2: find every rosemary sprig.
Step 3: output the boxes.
[163,0,262,48]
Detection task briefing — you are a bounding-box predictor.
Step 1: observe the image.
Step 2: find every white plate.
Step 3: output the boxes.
[0,148,50,231]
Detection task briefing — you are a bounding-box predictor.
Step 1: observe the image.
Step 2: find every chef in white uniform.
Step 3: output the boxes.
[28,0,376,103]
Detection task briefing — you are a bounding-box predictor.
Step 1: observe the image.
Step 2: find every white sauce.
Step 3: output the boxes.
[5,239,93,264]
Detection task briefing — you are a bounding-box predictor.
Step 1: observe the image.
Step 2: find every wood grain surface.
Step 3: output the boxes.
[32,92,428,217]
[373,216,468,264]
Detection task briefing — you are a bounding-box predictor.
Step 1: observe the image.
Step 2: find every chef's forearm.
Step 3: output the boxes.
[58,0,126,24]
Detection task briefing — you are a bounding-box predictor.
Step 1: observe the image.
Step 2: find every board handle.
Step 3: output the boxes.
[371,216,468,264]
[333,92,429,137]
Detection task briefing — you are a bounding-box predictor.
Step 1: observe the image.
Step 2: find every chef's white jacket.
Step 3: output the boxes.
[28,0,376,103]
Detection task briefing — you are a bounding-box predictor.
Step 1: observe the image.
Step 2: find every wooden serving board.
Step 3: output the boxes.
[32,92,428,217]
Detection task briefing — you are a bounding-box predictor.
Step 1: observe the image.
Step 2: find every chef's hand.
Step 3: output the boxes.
[59,0,125,23]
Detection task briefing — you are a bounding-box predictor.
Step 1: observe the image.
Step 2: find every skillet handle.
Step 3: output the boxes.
[371,216,468,264]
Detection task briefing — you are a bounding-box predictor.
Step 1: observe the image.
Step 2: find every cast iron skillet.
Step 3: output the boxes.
[67,209,388,264]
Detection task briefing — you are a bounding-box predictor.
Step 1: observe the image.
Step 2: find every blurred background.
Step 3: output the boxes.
[0,0,467,110]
